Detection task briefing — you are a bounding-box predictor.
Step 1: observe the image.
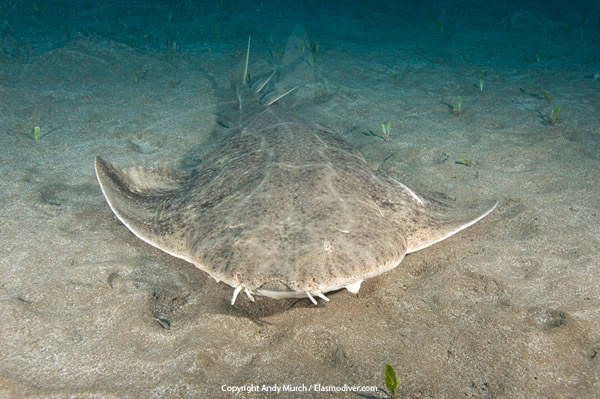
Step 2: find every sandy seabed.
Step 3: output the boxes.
[1,1,599,398]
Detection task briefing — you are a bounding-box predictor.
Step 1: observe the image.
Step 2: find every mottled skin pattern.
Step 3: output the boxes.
[95,40,496,304]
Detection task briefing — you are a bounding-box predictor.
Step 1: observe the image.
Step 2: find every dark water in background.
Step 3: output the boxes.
[3,0,599,157]
[3,0,599,165]
[2,0,599,64]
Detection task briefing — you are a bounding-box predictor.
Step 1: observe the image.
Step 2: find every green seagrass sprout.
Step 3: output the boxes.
[381,121,391,141]
[426,13,444,32]
[33,126,40,141]
[302,30,308,52]
[312,41,320,65]
[543,90,551,104]
[479,70,484,92]
[385,364,400,399]
[549,107,561,124]
[458,157,474,167]
[457,95,462,115]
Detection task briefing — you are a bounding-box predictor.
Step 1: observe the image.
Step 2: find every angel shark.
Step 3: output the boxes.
[95,36,497,306]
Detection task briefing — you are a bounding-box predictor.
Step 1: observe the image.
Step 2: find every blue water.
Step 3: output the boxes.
[2,1,600,398]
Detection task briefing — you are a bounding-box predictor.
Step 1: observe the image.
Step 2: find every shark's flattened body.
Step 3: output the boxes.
[95,37,497,305]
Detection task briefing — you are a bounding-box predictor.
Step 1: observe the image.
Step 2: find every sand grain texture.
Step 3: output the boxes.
[1,1,599,398]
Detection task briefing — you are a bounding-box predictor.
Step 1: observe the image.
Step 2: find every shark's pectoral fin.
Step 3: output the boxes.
[405,200,497,253]
[94,156,190,259]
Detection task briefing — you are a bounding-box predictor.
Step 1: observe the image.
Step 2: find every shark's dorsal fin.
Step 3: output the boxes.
[261,86,298,105]
[242,35,251,85]
[240,35,297,106]
[252,71,275,93]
